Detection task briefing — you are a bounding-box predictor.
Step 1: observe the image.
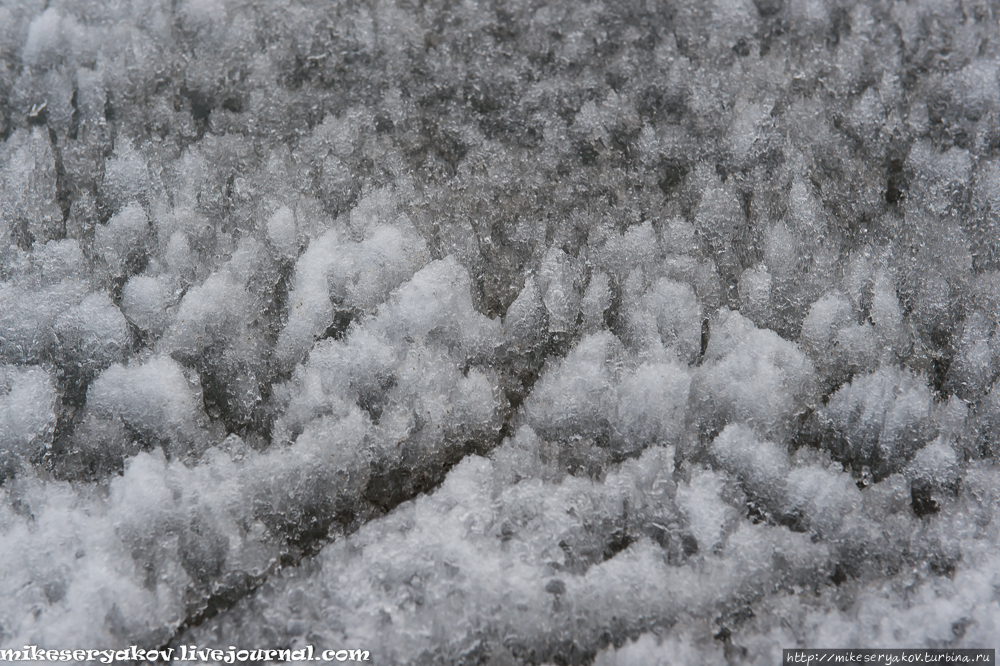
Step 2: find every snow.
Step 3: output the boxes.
[81,355,210,460]
[121,275,176,335]
[692,309,819,443]
[0,365,57,459]
[95,202,150,279]
[3,0,1000,658]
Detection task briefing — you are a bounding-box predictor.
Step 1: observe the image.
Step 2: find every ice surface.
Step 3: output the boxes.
[3,0,1000,657]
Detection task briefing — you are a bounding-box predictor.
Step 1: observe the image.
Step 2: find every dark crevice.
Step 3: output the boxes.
[68,88,80,140]
[911,479,940,518]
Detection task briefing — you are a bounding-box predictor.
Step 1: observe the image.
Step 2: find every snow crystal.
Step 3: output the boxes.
[121,275,176,336]
[81,355,209,459]
[95,203,150,279]
[3,0,1000,656]
[692,309,819,443]
[0,365,57,459]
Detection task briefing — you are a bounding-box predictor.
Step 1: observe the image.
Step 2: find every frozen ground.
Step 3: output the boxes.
[1,0,1000,662]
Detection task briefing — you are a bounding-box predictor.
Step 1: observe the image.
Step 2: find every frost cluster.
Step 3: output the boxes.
[2,0,1000,661]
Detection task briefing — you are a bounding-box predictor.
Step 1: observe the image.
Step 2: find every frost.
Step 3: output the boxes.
[180,449,832,662]
[121,275,176,336]
[0,366,57,459]
[525,331,691,457]
[627,277,703,363]
[818,366,937,479]
[3,0,1000,655]
[0,277,91,365]
[692,309,819,443]
[801,291,877,382]
[1,129,60,244]
[538,247,582,334]
[95,203,150,279]
[80,355,210,460]
[276,206,429,369]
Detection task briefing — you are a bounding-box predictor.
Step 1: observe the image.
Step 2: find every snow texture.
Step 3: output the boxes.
[2,0,1000,661]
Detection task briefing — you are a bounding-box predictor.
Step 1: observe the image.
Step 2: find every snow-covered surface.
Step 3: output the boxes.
[2,0,1000,661]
